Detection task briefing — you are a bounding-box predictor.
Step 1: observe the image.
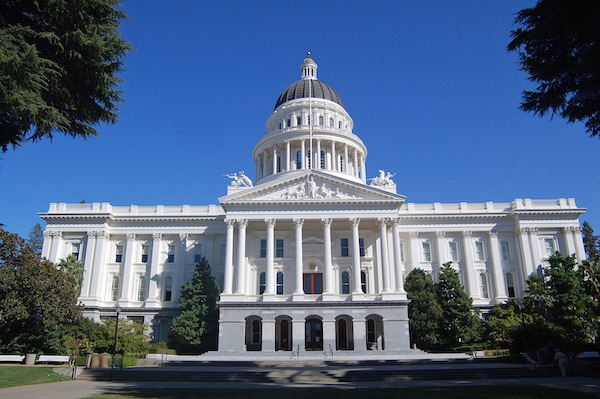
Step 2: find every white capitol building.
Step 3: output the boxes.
[40,54,586,356]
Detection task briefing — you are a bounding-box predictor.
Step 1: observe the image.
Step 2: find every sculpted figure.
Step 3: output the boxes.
[226,171,253,188]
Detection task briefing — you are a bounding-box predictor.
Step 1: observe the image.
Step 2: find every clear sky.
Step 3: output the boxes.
[1,1,598,242]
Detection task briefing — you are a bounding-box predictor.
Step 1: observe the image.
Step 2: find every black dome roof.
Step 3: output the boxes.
[274,79,344,110]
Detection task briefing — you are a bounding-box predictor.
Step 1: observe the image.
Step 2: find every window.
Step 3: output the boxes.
[296,151,302,169]
[111,275,120,301]
[287,118,291,127]
[303,273,323,294]
[320,151,325,168]
[361,271,367,293]
[276,239,284,257]
[278,121,282,129]
[329,118,334,127]
[399,241,405,262]
[475,241,485,261]
[318,116,324,125]
[71,243,81,260]
[359,238,365,257]
[296,116,301,126]
[167,244,175,263]
[340,238,349,257]
[506,272,515,298]
[251,319,261,345]
[339,156,344,172]
[115,245,123,263]
[260,239,267,258]
[164,276,173,301]
[421,242,432,262]
[448,241,458,261]
[277,155,282,173]
[141,245,149,263]
[307,150,312,169]
[480,273,489,298]
[544,238,555,258]
[341,271,350,294]
[259,272,266,294]
[338,121,341,129]
[501,241,510,260]
[137,275,146,301]
[194,244,202,264]
[276,272,284,295]
[367,319,376,349]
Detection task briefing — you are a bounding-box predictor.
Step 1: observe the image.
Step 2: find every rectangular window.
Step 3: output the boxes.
[115,245,123,263]
[111,275,120,301]
[71,243,81,260]
[501,241,511,260]
[141,245,149,263]
[421,242,431,262]
[340,238,349,257]
[259,272,266,295]
[359,238,365,257]
[276,239,284,257]
[276,272,284,295]
[137,275,146,301]
[544,238,555,258]
[167,244,175,263]
[164,276,173,301]
[194,244,202,264]
[260,239,267,258]
[475,241,485,261]
[399,241,405,262]
[448,241,458,261]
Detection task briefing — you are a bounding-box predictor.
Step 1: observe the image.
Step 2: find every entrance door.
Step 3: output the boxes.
[337,319,348,350]
[305,318,323,351]
[279,319,291,351]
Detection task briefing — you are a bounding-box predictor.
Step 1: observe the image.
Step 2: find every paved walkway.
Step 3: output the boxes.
[1,373,599,399]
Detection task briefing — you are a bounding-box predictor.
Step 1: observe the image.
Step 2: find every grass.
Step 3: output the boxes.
[0,365,71,388]
[83,386,597,399]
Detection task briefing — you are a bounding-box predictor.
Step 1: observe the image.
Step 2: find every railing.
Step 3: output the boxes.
[521,352,538,377]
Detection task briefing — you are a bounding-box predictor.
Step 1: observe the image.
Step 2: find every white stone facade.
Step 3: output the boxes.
[40,54,586,356]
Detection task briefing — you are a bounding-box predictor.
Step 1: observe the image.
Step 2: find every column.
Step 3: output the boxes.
[344,143,349,173]
[517,227,534,278]
[361,154,366,183]
[81,231,96,298]
[48,231,62,261]
[527,227,541,273]
[262,318,276,353]
[391,218,405,294]
[286,140,291,172]
[488,231,508,302]
[293,218,304,297]
[264,219,276,296]
[331,141,336,171]
[174,233,188,303]
[146,233,162,306]
[461,231,479,299]
[563,226,576,257]
[316,139,321,169]
[234,219,248,294]
[301,139,305,169]
[272,146,277,175]
[409,231,420,272]
[350,218,363,294]
[435,231,447,278]
[223,220,235,295]
[378,219,392,293]
[353,148,358,177]
[41,231,53,259]
[573,226,586,262]
[255,157,260,182]
[262,149,268,178]
[322,218,334,295]
[119,233,137,303]
[90,231,109,301]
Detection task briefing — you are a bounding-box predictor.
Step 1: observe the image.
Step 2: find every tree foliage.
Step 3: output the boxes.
[27,223,44,260]
[0,228,82,353]
[582,221,599,260]
[436,263,483,348]
[170,257,220,352]
[405,268,443,350]
[57,254,84,292]
[0,0,131,152]
[508,0,600,138]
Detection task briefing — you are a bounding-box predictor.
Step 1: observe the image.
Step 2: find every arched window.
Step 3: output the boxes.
[259,272,266,295]
[366,318,376,349]
[338,121,341,129]
[137,275,146,302]
[506,272,515,298]
[296,151,302,169]
[329,118,334,127]
[276,271,284,295]
[111,275,120,301]
[318,116,324,125]
[480,273,489,298]
[341,271,350,294]
[164,276,173,301]
[296,116,301,126]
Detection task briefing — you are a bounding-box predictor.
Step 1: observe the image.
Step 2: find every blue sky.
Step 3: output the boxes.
[1,1,598,241]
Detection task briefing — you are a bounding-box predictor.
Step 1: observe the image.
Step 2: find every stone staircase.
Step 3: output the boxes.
[78,358,560,384]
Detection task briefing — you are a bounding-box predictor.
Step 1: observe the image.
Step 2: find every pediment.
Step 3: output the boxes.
[219,170,405,206]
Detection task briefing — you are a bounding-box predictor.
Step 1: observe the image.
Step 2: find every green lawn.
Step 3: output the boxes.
[0,365,71,388]
[84,386,597,399]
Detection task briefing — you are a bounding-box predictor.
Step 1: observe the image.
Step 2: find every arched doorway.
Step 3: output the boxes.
[366,314,384,350]
[336,315,354,350]
[305,316,323,351]
[275,316,292,351]
[245,316,262,351]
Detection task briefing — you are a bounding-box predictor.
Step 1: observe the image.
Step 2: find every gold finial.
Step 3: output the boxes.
[307,51,311,58]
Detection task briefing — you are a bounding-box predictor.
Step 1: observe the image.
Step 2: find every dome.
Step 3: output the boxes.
[274,79,344,110]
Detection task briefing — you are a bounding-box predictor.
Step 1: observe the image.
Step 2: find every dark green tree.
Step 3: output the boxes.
[57,254,84,293]
[484,301,534,353]
[508,1,600,138]
[405,268,443,350]
[27,223,44,260]
[0,228,81,353]
[0,0,131,152]
[436,262,483,349]
[582,221,599,260]
[170,257,220,352]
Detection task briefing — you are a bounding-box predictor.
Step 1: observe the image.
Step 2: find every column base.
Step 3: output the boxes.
[381,292,408,301]
[292,293,305,302]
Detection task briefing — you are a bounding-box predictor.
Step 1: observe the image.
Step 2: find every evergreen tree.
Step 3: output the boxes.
[0,0,131,152]
[27,223,44,260]
[170,257,220,352]
[582,221,599,260]
[436,262,483,349]
[405,268,443,350]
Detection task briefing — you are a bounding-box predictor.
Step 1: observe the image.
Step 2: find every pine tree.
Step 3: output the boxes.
[436,262,483,349]
[26,223,44,260]
[582,221,599,260]
[170,257,220,352]
[405,268,443,350]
